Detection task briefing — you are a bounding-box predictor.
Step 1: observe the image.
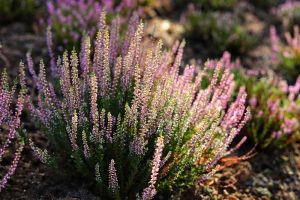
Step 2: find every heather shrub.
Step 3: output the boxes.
[0,0,40,23]
[274,1,300,31]
[185,11,255,56]
[236,72,300,148]
[270,25,300,83]
[47,0,102,50]
[46,0,141,51]
[27,12,250,199]
[216,52,300,148]
[0,65,26,192]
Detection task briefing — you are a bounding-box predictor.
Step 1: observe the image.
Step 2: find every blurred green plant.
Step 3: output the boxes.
[274,1,300,32]
[215,52,299,148]
[249,0,280,10]
[0,0,40,23]
[236,72,300,148]
[270,25,300,83]
[185,11,255,56]
[175,0,238,10]
[198,0,238,9]
[46,0,151,52]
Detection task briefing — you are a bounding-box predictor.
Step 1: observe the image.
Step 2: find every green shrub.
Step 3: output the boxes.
[185,11,255,56]
[270,25,300,83]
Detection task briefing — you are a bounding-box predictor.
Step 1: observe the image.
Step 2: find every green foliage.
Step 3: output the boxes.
[193,0,238,10]
[0,0,40,23]
[47,0,139,51]
[279,52,300,83]
[249,0,280,9]
[275,1,300,32]
[234,70,300,148]
[270,26,300,83]
[175,0,238,10]
[185,11,255,56]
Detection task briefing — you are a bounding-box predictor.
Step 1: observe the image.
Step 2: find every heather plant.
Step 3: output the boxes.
[270,25,300,83]
[27,12,250,199]
[216,52,300,148]
[46,0,142,51]
[274,1,300,31]
[236,72,300,148]
[47,0,102,50]
[0,64,26,192]
[185,11,255,56]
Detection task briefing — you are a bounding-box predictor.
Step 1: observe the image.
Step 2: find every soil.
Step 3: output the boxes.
[196,143,300,200]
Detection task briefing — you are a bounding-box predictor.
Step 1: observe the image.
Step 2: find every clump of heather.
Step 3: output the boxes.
[217,51,300,148]
[274,1,300,31]
[47,0,140,51]
[27,12,250,198]
[270,25,300,83]
[0,65,26,192]
[236,71,300,148]
[47,0,101,50]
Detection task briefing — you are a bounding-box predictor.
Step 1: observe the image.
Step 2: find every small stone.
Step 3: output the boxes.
[255,187,271,197]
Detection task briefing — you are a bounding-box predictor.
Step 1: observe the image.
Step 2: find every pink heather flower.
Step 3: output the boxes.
[278,80,289,93]
[47,1,55,14]
[249,97,257,108]
[272,131,282,138]
[257,110,264,117]
[106,112,113,143]
[274,1,300,30]
[130,136,145,156]
[29,138,51,164]
[0,143,24,192]
[0,68,25,192]
[220,51,240,69]
[82,130,90,158]
[108,159,119,191]
[46,26,57,76]
[142,136,165,200]
[270,26,280,53]
[275,1,300,14]
[47,0,139,51]
[281,118,298,134]
[222,87,247,129]
[271,25,300,68]
[70,111,79,151]
[104,0,113,10]
[267,99,280,116]
[26,53,41,90]
[288,76,300,100]
[246,69,261,76]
